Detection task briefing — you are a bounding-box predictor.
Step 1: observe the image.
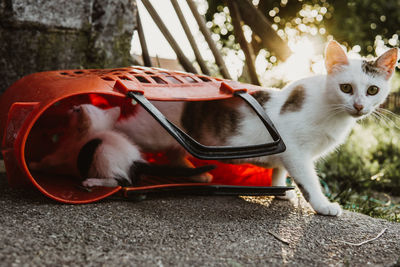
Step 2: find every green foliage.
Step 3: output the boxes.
[316,118,400,222]
[323,0,400,54]
[390,72,400,93]
[206,0,400,55]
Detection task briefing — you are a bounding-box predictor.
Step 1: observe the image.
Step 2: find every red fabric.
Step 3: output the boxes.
[146,153,273,187]
[190,158,272,186]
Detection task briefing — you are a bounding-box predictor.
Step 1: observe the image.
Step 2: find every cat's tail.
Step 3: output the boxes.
[130,161,216,184]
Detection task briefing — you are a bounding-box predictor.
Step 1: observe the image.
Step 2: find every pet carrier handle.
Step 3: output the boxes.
[127,91,286,160]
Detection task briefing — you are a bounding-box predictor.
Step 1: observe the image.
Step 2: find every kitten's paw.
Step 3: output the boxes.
[190,172,213,183]
[313,202,342,216]
[276,190,296,200]
[82,178,119,188]
[82,178,102,188]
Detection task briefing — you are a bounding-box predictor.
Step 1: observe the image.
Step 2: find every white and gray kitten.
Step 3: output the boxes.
[30,104,214,187]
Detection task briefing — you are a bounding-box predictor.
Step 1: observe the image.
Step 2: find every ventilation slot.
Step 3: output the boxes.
[198,76,212,82]
[165,76,182,84]
[101,76,114,81]
[183,76,198,83]
[152,76,167,84]
[135,76,151,83]
[60,72,69,76]
[74,71,84,74]
[119,76,132,81]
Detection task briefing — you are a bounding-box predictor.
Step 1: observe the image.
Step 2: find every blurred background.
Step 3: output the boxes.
[0,0,399,221]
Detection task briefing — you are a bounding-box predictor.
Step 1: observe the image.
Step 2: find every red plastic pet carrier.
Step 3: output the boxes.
[0,66,292,204]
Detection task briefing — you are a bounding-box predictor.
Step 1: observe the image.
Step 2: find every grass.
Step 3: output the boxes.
[316,115,400,222]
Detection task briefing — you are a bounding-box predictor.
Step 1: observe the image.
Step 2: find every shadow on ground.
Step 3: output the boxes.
[0,172,399,266]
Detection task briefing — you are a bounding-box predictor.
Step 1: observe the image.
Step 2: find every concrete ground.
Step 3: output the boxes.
[0,164,399,266]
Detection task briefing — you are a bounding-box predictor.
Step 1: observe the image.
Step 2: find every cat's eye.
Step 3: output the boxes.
[340,84,353,94]
[367,85,379,96]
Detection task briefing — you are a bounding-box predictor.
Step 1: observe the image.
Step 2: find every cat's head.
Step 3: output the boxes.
[69,104,121,135]
[324,40,398,118]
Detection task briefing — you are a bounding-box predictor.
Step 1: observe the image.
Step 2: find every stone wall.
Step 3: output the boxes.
[0,0,137,93]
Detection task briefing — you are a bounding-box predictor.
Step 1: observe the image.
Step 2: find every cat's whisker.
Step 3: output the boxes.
[323,110,341,122]
[377,108,400,118]
[377,108,400,125]
[324,110,345,122]
[376,109,398,122]
[329,104,356,117]
[370,112,388,127]
[372,110,400,131]
[327,104,345,112]
[377,108,400,117]
[372,110,388,122]
[357,115,370,126]
[328,105,346,112]
[370,112,383,125]
[323,105,347,121]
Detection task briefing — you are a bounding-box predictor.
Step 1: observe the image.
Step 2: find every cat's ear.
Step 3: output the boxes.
[325,40,349,74]
[106,106,121,123]
[375,48,398,79]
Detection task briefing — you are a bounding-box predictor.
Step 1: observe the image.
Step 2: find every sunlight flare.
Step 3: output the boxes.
[259,36,325,87]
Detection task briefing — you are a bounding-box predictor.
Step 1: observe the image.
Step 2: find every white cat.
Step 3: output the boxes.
[115,41,397,216]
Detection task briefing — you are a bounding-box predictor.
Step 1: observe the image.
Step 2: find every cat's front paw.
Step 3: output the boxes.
[276,190,296,200]
[82,178,119,188]
[313,201,342,216]
[190,172,213,183]
[82,178,101,188]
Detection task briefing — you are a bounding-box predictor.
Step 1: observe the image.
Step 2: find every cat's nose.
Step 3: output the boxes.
[353,103,364,112]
